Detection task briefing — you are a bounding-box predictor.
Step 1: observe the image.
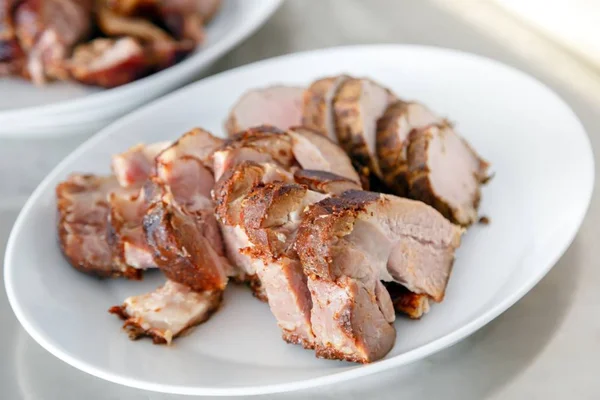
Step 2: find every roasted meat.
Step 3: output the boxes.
[14,0,93,84]
[296,190,462,362]
[225,87,304,136]
[56,174,142,279]
[302,75,349,143]
[407,124,490,226]
[376,101,445,195]
[110,279,222,344]
[384,282,430,319]
[111,140,170,188]
[293,169,361,195]
[288,126,361,184]
[143,128,232,292]
[0,0,25,76]
[333,78,397,179]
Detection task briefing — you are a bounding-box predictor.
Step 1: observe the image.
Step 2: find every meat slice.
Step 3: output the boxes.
[96,6,172,42]
[56,174,141,279]
[109,280,222,344]
[287,126,361,185]
[376,101,445,196]
[240,182,328,349]
[384,282,430,319]
[302,75,349,143]
[225,87,304,136]
[212,126,296,181]
[295,190,462,362]
[14,0,93,84]
[68,37,148,88]
[333,78,397,179]
[213,161,294,299]
[0,0,26,76]
[112,141,171,188]
[293,170,361,195]
[143,128,231,292]
[407,124,490,226]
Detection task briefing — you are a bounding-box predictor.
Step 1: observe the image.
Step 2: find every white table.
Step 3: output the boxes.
[1,1,599,398]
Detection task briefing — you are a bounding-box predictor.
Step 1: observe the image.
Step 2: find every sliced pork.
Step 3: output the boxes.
[0,0,25,76]
[225,87,304,136]
[240,182,328,349]
[302,75,349,143]
[56,174,141,279]
[212,125,296,181]
[14,0,93,84]
[288,126,361,185]
[376,101,445,196]
[112,141,171,188]
[407,124,490,226]
[293,169,361,195]
[213,161,294,299]
[68,37,148,88]
[296,190,462,362]
[333,78,397,179]
[143,128,231,292]
[109,280,222,344]
[384,282,430,319]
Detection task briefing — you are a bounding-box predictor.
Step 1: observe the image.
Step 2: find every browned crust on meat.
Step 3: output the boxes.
[333,79,396,178]
[314,343,369,364]
[376,100,411,195]
[283,331,316,350]
[108,290,223,344]
[213,161,265,225]
[407,125,490,226]
[301,76,349,138]
[241,183,307,259]
[293,169,361,194]
[246,274,268,302]
[295,190,380,279]
[222,125,288,147]
[56,175,141,279]
[143,188,226,291]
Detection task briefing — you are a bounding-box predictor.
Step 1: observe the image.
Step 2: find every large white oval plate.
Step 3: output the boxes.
[4,45,594,396]
[0,0,282,136]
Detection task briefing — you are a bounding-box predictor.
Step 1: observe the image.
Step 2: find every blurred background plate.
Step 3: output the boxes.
[0,0,282,138]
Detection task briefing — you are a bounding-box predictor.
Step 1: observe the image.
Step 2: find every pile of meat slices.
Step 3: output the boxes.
[0,0,220,87]
[56,74,490,364]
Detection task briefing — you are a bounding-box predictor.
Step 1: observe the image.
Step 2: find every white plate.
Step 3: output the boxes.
[0,0,282,136]
[4,45,594,396]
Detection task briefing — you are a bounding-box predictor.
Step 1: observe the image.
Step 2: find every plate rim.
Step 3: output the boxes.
[4,44,595,396]
[0,0,283,130]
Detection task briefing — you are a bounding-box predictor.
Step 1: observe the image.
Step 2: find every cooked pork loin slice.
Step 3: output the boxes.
[287,126,361,184]
[14,0,93,84]
[297,190,462,302]
[68,37,148,88]
[407,124,490,226]
[302,75,349,142]
[112,141,171,188]
[97,6,172,42]
[212,126,296,181]
[109,280,222,344]
[108,185,156,270]
[240,183,328,348]
[293,170,361,195]
[376,101,445,195]
[333,78,397,179]
[57,174,141,279]
[144,128,231,292]
[384,282,430,319]
[213,162,294,299]
[225,87,304,136]
[307,275,396,363]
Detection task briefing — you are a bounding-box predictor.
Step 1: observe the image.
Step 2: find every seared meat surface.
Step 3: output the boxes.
[110,279,222,344]
[302,75,349,143]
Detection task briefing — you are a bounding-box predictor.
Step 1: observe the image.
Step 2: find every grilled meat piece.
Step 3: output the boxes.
[111,141,171,188]
[225,87,304,136]
[293,169,361,195]
[0,0,26,76]
[288,126,361,185]
[56,174,141,279]
[143,128,232,292]
[110,279,222,344]
[302,75,349,143]
[384,282,430,319]
[376,101,444,196]
[407,124,490,226]
[333,78,397,179]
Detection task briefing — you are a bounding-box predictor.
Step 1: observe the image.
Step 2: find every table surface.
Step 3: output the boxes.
[1,1,599,399]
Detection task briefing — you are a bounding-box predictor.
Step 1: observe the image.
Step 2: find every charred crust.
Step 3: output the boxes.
[301,77,337,133]
[314,343,368,364]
